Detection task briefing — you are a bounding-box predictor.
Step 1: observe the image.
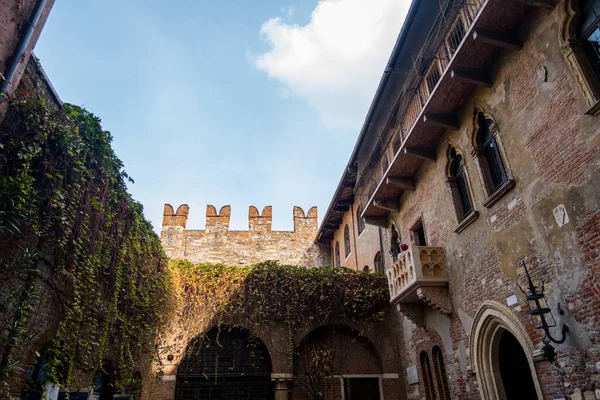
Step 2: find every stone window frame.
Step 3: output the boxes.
[419,350,436,400]
[469,300,545,400]
[431,346,451,400]
[470,108,515,208]
[335,241,341,269]
[560,0,600,115]
[357,204,366,236]
[344,224,351,259]
[374,251,383,273]
[446,143,479,233]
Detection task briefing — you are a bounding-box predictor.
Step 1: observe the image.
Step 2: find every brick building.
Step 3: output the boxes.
[319,0,600,399]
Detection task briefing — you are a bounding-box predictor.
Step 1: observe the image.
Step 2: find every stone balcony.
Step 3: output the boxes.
[386,245,451,325]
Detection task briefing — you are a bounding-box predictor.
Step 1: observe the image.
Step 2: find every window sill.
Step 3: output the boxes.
[482,179,515,208]
[585,99,600,116]
[454,210,479,233]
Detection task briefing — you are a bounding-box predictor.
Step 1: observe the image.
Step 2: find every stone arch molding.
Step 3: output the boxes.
[559,0,600,114]
[469,301,544,400]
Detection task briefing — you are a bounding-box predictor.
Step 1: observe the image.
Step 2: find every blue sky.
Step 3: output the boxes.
[34,0,409,232]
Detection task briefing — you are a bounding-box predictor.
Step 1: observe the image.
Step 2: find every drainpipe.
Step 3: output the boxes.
[0,0,48,102]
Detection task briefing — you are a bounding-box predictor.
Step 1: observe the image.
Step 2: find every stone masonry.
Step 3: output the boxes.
[161,204,330,267]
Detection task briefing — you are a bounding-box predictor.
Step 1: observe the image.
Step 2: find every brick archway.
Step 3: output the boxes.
[175,326,273,400]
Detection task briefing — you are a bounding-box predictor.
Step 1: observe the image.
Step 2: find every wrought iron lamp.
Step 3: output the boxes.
[518,260,568,362]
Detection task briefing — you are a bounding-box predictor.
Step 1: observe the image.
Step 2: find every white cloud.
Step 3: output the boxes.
[254,0,410,130]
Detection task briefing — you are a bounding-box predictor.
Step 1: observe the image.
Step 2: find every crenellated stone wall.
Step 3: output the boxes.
[161,204,331,267]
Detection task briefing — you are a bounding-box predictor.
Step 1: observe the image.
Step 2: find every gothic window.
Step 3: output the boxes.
[472,111,513,207]
[374,251,383,273]
[561,0,600,113]
[478,113,507,190]
[335,241,341,268]
[432,346,451,400]
[420,351,436,400]
[344,225,351,258]
[363,265,370,272]
[580,0,600,79]
[447,147,476,229]
[357,205,365,235]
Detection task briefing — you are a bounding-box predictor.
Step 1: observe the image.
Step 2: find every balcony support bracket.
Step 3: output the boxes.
[374,199,400,212]
[386,176,415,190]
[417,287,452,315]
[404,146,437,162]
[364,216,388,228]
[397,303,425,328]
[451,68,493,88]
[472,29,522,50]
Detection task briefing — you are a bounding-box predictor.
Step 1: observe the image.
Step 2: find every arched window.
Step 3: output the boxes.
[580,0,600,79]
[447,147,475,227]
[560,0,600,113]
[344,225,351,258]
[472,111,513,206]
[363,265,370,272]
[335,241,341,268]
[390,224,400,262]
[420,351,436,400]
[432,346,450,400]
[478,112,507,190]
[374,251,383,273]
[357,205,365,235]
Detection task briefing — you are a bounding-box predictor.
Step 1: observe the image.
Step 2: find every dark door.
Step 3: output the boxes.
[175,327,274,400]
[498,331,538,400]
[344,378,380,400]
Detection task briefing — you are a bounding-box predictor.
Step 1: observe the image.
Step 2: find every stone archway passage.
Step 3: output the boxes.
[498,330,537,400]
[470,301,544,400]
[175,326,273,400]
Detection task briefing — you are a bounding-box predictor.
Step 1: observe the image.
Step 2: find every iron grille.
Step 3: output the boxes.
[175,327,273,400]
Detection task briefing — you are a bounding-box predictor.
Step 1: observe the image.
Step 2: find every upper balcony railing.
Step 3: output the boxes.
[359,0,487,206]
[386,245,448,304]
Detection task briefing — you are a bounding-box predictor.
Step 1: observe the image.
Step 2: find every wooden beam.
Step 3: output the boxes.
[374,199,400,212]
[451,68,493,88]
[364,216,389,228]
[472,29,522,50]
[404,146,437,162]
[386,176,415,190]
[423,114,460,130]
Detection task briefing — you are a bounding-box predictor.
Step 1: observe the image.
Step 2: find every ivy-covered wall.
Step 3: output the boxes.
[0,61,171,399]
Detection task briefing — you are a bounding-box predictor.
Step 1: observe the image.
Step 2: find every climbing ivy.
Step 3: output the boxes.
[0,95,172,396]
[168,260,389,378]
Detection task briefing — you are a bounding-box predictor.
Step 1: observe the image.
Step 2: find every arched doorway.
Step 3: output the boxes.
[470,301,543,400]
[295,325,382,400]
[175,326,273,400]
[497,330,537,399]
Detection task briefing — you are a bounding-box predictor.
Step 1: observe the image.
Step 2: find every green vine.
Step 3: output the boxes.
[168,260,389,385]
[0,95,172,397]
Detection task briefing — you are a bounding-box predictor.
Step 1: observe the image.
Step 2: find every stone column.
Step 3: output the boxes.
[271,373,292,400]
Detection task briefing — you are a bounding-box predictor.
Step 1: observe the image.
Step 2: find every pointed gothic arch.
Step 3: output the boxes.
[469,301,544,400]
[560,0,600,114]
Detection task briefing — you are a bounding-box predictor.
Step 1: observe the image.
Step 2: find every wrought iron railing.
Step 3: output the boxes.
[358,0,487,206]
